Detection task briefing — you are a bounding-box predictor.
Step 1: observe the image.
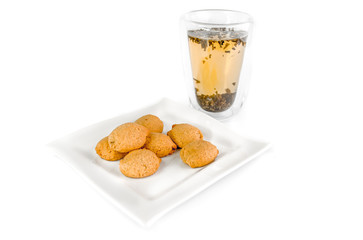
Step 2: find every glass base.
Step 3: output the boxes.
[189,99,244,121]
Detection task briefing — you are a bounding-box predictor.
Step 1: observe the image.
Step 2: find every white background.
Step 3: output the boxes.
[1,0,362,239]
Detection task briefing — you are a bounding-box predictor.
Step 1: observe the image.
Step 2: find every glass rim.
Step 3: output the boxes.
[181,9,253,26]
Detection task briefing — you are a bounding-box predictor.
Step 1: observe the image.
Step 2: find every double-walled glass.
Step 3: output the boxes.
[180,10,254,120]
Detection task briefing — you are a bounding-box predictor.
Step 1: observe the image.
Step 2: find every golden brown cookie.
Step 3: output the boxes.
[180,140,219,168]
[135,114,163,133]
[144,132,177,158]
[167,123,203,148]
[119,149,161,178]
[108,123,150,153]
[95,137,127,161]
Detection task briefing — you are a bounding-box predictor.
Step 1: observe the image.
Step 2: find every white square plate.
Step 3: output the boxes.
[47,98,270,226]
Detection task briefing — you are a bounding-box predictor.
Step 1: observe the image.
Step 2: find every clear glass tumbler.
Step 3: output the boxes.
[180,9,254,120]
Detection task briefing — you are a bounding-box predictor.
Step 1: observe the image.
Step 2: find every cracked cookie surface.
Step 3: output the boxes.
[119,149,161,178]
[95,136,127,161]
[144,132,177,158]
[135,114,163,133]
[167,123,203,148]
[108,122,150,153]
[180,140,219,168]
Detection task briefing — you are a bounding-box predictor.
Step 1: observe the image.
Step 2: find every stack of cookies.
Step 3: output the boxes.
[95,114,219,178]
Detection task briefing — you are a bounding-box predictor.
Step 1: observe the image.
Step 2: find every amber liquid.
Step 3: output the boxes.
[188,29,247,112]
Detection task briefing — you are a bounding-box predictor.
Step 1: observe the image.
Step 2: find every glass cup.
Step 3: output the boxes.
[180,9,254,120]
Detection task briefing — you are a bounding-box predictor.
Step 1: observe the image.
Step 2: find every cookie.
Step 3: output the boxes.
[95,137,127,161]
[119,149,161,178]
[167,123,203,148]
[108,122,150,153]
[135,114,163,133]
[144,132,177,158]
[180,140,219,168]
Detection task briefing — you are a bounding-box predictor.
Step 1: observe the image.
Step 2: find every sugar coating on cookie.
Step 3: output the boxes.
[167,123,203,148]
[95,137,127,161]
[108,122,150,153]
[119,149,161,178]
[180,140,219,168]
[135,114,163,133]
[144,132,177,158]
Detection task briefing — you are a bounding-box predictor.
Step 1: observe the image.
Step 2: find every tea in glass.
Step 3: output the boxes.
[180,10,253,119]
[188,28,247,112]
